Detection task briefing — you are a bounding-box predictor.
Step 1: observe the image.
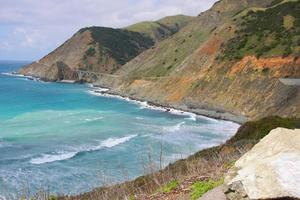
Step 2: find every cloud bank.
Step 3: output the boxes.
[0,0,217,60]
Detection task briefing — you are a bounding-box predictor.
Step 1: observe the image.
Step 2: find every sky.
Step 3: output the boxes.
[0,0,217,61]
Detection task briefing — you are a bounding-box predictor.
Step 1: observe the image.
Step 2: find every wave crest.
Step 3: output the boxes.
[30,151,77,165]
[30,134,137,165]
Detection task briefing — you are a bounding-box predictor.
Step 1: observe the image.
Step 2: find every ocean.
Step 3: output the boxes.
[0,61,239,199]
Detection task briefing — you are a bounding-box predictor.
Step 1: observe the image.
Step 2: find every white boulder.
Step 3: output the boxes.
[225,128,300,199]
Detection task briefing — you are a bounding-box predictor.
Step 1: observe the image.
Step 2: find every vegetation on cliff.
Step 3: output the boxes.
[20,0,300,120]
[80,27,154,66]
[221,0,300,60]
[125,15,194,42]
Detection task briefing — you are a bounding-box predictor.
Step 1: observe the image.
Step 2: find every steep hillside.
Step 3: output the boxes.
[19,15,192,82]
[221,0,300,60]
[125,15,194,42]
[100,0,300,121]
[19,27,154,81]
[19,0,299,120]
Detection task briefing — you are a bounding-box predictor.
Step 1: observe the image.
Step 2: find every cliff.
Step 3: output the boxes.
[102,0,300,120]
[19,15,192,81]
[20,0,300,120]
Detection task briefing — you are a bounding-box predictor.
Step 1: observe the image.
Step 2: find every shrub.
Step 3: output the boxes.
[221,1,300,60]
[228,116,300,144]
[158,180,179,193]
[190,179,224,200]
[80,27,154,65]
[86,47,96,57]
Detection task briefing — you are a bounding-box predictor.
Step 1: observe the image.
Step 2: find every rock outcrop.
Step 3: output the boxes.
[224,128,300,199]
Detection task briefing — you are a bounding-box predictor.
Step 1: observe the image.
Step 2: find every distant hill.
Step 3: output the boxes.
[19,27,154,80]
[19,15,192,81]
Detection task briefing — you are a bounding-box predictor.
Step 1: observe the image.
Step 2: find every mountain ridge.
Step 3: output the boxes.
[19,15,193,81]
[125,14,194,42]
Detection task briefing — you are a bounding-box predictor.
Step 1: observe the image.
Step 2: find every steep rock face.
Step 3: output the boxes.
[19,0,299,120]
[19,15,193,81]
[20,27,154,81]
[19,30,93,81]
[106,0,300,120]
[224,127,300,199]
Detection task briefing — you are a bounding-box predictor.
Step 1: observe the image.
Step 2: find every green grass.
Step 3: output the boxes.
[157,180,179,193]
[190,179,224,200]
[128,28,210,78]
[224,161,236,169]
[49,196,58,200]
[129,194,136,200]
[126,21,162,35]
[228,116,300,143]
[125,15,193,41]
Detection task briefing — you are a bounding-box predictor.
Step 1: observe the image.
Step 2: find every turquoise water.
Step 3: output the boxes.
[0,61,239,199]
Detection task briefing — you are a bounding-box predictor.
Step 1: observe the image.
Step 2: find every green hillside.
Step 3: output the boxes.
[79,27,154,65]
[221,0,300,60]
[125,15,194,41]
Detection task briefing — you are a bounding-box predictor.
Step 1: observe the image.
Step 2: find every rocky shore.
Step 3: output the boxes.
[90,84,248,124]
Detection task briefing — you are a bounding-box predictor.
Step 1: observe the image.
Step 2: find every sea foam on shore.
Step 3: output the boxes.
[87,85,218,123]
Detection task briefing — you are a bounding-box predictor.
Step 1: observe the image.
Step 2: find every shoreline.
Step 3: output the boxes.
[2,71,247,124]
[89,84,247,124]
[3,72,248,199]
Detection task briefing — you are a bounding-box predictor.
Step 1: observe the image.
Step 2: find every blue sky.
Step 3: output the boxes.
[0,0,217,61]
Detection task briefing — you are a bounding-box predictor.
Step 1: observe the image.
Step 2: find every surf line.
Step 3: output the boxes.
[30,134,138,165]
[88,85,217,122]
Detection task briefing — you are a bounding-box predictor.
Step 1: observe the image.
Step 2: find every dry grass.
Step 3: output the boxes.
[62,141,250,200]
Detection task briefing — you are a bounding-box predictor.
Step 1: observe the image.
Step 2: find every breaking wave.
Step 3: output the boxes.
[88,86,205,122]
[30,134,138,164]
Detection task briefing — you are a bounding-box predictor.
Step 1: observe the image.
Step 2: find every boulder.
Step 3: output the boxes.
[199,186,226,200]
[224,128,300,199]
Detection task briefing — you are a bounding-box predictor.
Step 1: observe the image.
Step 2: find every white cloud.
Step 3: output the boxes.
[0,0,217,60]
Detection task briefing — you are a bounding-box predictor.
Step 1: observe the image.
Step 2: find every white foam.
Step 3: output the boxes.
[30,134,138,165]
[164,122,185,132]
[1,72,44,82]
[0,194,7,200]
[99,134,137,148]
[84,116,103,122]
[1,72,23,77]
[0,138,11,148]
[89,85,110,92]
[30,151,77,165]
[88,88,205,121]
